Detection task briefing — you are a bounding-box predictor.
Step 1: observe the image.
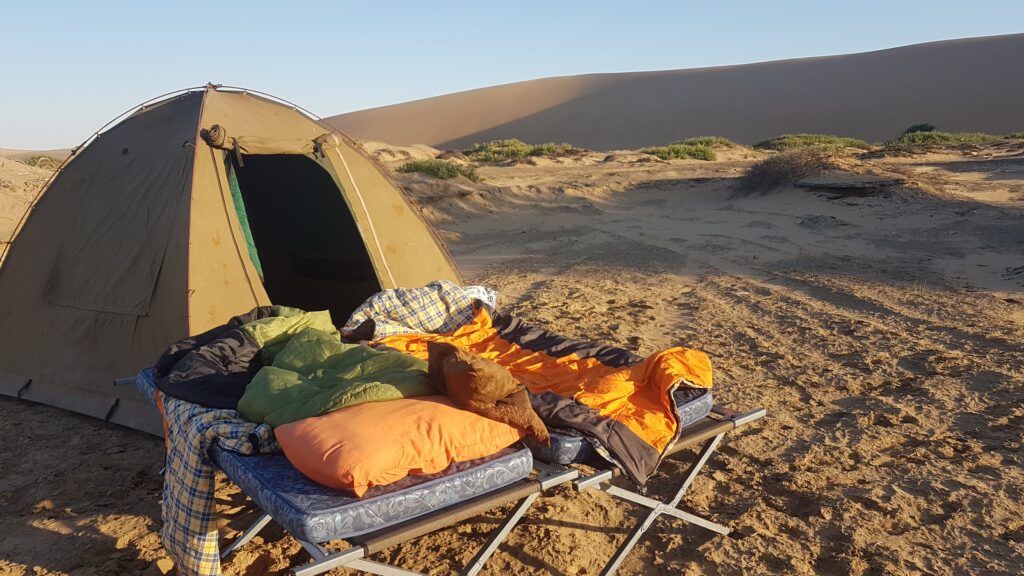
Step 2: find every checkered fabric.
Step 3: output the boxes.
[139,372,278,576]
[342,280,490,339]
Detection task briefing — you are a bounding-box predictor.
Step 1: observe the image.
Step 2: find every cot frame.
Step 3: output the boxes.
[220,462,578,576]
[217,406,765,576]
[573,406,766,575]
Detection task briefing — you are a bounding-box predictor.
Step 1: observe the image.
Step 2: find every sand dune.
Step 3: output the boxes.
[0,148,71,164]
[329,34,1024,150]
[1,141,1021,574]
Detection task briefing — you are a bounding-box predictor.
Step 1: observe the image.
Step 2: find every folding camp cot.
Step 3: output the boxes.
[214,446,577,576]
[213,412,765,575]
[136,370,764,575]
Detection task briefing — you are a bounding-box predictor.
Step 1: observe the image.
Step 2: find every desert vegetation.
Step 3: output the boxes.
[672,135,736,148]
[397,159,479,182]
[18,155,62,169]
[754,133,870,152]
[886,131,1006,146]
[639,143,717,161]
[639,136,736,161]
[463,139,578,163]
[740,146,849,191]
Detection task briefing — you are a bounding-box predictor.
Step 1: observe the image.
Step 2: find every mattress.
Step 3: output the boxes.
[528,387,714,465]
[139,368,533,543]
[211,444,532,543]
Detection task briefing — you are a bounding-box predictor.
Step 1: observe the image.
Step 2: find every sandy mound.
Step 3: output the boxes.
[0,148,71,164]
[0,158,52,254]
[358,140,441,167]
[1,141,1022,575]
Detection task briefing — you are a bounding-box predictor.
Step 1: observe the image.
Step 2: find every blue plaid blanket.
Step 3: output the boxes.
[342,280,495,339]
[138,370,278,576]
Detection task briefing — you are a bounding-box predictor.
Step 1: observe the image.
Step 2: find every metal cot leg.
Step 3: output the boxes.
[292,540,374,576]
[220,512,273,559]
[598,432,727,576]
[346,558,427,576]
[462,492,541,576]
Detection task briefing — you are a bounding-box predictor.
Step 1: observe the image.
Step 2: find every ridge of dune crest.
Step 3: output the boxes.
[329,33,1024,150]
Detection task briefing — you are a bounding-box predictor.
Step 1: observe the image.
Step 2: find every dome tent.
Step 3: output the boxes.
[0,85,461,435]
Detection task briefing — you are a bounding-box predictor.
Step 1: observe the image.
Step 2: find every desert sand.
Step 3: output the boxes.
[328,34,1024,150]
[1,141,1022,575]
[0,156,52,263]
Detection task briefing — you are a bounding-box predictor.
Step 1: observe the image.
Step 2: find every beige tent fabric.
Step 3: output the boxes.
[234,136,317,155]
[0,92,200,434]
[47,95,198,315]
[0,87,462,434]
[325,131,463,288]
[188,91,328,333]
[200,123,320,156]
[190,90,461,333]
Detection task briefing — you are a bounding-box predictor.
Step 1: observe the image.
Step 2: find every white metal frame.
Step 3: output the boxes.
[218,408,765,575]
[573,407,766,575]
[220,464,578,576]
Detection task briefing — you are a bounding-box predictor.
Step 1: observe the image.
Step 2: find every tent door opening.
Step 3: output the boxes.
[228,153,381,324]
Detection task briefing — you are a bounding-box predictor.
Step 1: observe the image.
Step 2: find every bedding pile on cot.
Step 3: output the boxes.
[153,281,715,495]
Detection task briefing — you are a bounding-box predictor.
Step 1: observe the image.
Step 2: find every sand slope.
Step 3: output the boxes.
[329,34,1024,150]
[0,158,51,260]
[0,144,1022,575]
[0,149,71,164]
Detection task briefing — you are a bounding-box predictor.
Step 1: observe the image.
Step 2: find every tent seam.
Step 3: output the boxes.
[186,89,213,335]
[333,149,397,286]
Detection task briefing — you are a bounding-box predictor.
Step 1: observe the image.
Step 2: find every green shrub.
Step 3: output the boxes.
[528,142,577,156]
[21,155,61,169]
[754,134,870,152]
[671,136,736,148]
[640,143,717,161]
[885,131,1003,146]
[463,139,577,162]
[1004,132,1024,139]
[397,159,480,182]
[902,123,936,135]
[741,146,847,192]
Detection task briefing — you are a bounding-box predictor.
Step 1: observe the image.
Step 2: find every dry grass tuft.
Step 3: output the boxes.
[740,146,851,192]
[398,159,480,182]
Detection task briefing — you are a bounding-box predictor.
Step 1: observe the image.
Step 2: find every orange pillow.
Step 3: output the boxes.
[275,395,525,496]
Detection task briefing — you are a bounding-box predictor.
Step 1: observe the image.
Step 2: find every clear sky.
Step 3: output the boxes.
[2,1,1022,149]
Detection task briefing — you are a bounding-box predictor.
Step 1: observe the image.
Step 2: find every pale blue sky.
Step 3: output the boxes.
[2,1,1022,149]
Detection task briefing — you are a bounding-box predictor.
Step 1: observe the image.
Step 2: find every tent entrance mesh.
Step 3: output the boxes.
[230,154,381,324]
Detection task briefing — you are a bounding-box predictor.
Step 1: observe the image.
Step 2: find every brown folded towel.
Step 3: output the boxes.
[428,341,549,445]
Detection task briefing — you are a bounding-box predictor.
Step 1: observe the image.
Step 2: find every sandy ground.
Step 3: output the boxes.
[0,157,51,260]
[1,143,1023,575]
